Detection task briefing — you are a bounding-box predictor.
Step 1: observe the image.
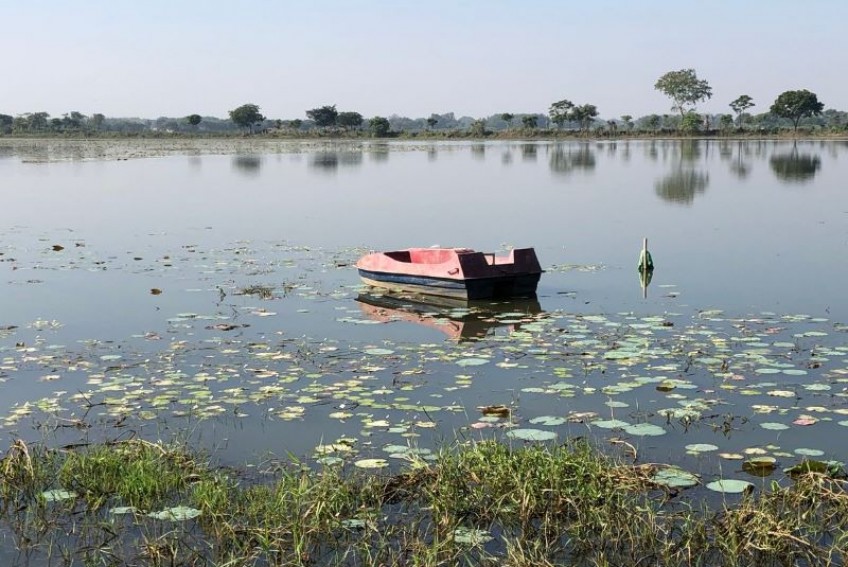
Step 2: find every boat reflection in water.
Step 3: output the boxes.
[355,291,544,341]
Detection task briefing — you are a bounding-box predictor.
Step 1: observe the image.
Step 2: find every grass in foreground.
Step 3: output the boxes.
[1,438,846,566]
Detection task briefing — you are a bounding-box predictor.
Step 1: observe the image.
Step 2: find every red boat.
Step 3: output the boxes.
[355,247,542,300]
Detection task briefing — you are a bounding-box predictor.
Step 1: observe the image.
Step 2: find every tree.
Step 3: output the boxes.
[186,114,202,128]
[289,119,303,131]
[645,114,661,134]
[729,95,754,127]
[426,116,438,129]
[0,113,12,134]
[620,115,633,131]
[654,69,712,118]
[500,113,514,129]
[548,99,574,129]
[229,103,265,133]
[522,115,538,129]
[369,116,390,137]
[770,89,824,134]
[469,119,488,136]
[337,111,363,131]
[91,113,105,131]
[719,114,735,132]
[680,112,701,133]
[570,104,598,134]
[306,105,338,128]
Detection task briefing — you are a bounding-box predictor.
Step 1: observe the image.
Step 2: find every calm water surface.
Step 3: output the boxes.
[1,139,847,492]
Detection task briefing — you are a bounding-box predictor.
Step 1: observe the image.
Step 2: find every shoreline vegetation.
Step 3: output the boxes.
[2,129,848,141]
[2,436,846,566]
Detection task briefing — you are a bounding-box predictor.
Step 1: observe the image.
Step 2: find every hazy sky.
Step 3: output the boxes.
[2,0,846,120]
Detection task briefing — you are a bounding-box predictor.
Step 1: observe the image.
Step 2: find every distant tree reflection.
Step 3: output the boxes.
[309,150,366,172]
[232,155,262,176]
[549,144,595,177]
[729,141,753,179]
[769,149,821,183]
[521,144,537,161]
[655,169,709,204]
[310,152,338,171]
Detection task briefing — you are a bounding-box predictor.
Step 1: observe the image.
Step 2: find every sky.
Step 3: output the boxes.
[2,0,846,121]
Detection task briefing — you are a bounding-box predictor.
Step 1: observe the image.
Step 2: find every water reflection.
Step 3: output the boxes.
[356,292,543,341]
[470,144,486,160]
[679,139,701,162]
[370,143,390,163]
[655,169,709,204]
[769,148,821,183]
[730,141,752,179]
[232,155,262,175]
[654,140,710,205]
[521,144,537,161]
[309,150,366,172]
[549,144,596,177]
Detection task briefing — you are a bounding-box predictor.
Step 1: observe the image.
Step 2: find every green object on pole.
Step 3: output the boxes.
[637,238,654,271]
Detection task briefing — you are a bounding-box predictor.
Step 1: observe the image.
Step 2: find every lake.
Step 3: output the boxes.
[1,138,847,490]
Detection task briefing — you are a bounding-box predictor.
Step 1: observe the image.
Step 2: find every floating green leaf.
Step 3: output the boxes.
[506,428,557,441]
[354,458,389,469]
[623,423,666,437]
[652,467,699,488]
[706,479,754,494]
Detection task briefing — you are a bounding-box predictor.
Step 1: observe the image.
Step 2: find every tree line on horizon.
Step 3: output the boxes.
[2,69,844,138]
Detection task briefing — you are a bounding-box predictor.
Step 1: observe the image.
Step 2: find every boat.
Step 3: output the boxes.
[356,292,543,341]
[355,247,542,300]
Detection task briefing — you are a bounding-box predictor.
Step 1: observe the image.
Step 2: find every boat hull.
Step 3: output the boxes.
[358,269,540,300]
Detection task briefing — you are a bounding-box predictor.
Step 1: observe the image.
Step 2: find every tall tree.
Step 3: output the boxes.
[306,105,338,128]
[548,99,574,129]
[0,113,12,134]
[500,113,514,129]
[368,116,390,137]
[522,115,538,129]
[620,115,633,131]
[186,114,202,128]
[426,116,438,129]
[91,113,105,131]
[770,89,824,134]
[570,104,598,134]
[337,111,363,130]
[729,95,754,127]
[654,69,712,117]
[229,103,265,133]
[645,114,661,134]
[680,112,702,133]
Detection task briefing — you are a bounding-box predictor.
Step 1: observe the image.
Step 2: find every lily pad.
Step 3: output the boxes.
[529,415,567,426]
[364,348,394,356]
[742,457,777,476]
[706,479,754,494]
[685,443,719,453]
[760,422,790,431]
[506,428,557,441]
[623,423,667,437]
[652,467,699,488]
[455,358,489,367]
[591,419,630,429]
[354,458,389,469]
